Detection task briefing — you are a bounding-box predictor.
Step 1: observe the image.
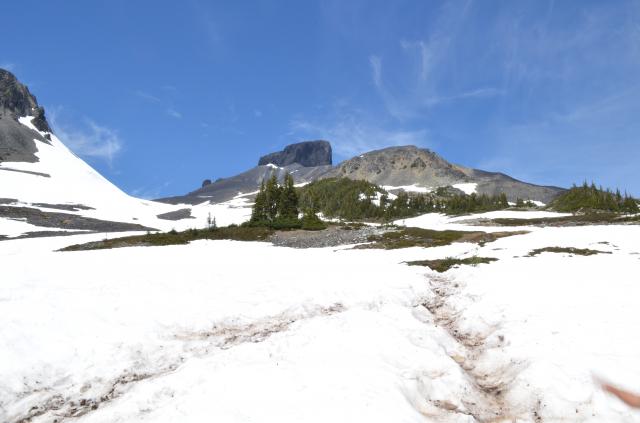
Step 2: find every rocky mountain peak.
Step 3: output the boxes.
[0,69,51,133]
[330,145,470,186]
[258,140,332,167]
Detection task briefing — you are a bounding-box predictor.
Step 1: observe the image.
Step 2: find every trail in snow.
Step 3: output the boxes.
[420,275,526,421]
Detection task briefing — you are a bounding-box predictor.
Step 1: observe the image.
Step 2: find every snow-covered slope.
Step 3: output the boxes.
[1,119,251,236]
[1,216,639,422]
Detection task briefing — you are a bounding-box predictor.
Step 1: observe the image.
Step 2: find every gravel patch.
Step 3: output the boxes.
[269,225,387,248]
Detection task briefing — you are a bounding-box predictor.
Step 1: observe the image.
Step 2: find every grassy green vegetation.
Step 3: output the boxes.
[526,246,611,257]
[406,256,498,272]
[355,227,526,250]
[489,213,640,227]
[60,226,274,251]
[550,182,639,213]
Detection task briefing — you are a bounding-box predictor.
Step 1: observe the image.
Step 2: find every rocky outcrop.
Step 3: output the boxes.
[0,69,51,132]
[0,69,53,163]
[258,140,332,167]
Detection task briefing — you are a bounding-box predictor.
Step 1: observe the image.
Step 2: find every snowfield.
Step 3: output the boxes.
[1,214,640,422]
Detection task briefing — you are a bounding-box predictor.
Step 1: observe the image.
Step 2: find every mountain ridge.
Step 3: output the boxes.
[161,142,565,205]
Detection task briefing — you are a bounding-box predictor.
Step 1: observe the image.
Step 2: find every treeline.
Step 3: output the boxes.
[296,178,515,220]
[550,182,638,213]
[248,176,639,226]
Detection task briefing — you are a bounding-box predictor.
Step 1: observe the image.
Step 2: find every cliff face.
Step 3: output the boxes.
[0,69,52,163]
[0,69,51,132]
[258,140,332,167]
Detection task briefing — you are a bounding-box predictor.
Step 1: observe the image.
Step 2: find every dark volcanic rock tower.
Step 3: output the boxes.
[258,140,332,167]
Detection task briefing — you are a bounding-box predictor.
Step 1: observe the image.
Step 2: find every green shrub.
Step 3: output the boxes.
[526,247,611,257]
[60,225,274,251]
[406,256,498,272]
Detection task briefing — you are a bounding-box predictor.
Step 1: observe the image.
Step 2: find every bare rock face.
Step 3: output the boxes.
[0,69,52,163]
[258,140,332,167]
[0,69,51,133]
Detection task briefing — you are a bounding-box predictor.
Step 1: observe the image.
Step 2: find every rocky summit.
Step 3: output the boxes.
[327,146,468,187]
[325,145,564,203]
[258,140,332,167]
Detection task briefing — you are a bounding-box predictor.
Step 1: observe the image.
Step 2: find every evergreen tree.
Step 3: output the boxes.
[264,173,280,221]
[251,181,268,222]
[278,172,299,219]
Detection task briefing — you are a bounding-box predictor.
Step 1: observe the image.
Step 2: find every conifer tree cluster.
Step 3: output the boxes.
[551,182,639,213]
[251,172,299,224]
[442,193,509,215]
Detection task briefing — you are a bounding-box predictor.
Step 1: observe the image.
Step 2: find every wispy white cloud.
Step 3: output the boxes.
[135,89,183,119]
[166,108,182,119]
[424,87,506,107]
[370,1,502,120]
[135,90,161,103]
[369,55,382,89]
[49,110,122,166]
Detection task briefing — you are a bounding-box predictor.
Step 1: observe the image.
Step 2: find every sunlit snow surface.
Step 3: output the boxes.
[1,213,640,422]
[0,117,251,236]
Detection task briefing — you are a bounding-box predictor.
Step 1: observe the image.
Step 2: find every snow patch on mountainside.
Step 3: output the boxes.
[383,184,432,193]
[452,182,477,195]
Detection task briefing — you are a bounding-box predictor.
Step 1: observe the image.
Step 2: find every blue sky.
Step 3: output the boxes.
[3,0,639,197]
